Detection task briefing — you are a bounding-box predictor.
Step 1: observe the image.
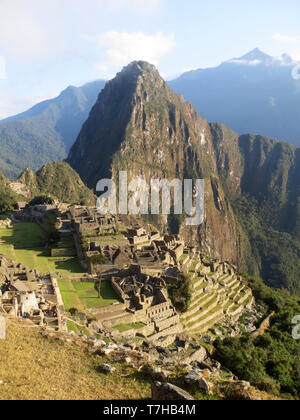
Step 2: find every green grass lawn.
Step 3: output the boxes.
[58,279,81,310]
[48,258,85,275]
[0,223,45,247]
[0,223,84,276]
[73,281,121,308]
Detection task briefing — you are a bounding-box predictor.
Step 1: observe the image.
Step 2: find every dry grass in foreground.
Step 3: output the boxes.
[0,318,151,400]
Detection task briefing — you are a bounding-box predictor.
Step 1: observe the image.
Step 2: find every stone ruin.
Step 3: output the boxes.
[107,266,183,345]
[0,255,59,330]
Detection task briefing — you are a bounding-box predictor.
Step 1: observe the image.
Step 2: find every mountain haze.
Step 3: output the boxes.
[169,49,300,146]
[0,80,106,178]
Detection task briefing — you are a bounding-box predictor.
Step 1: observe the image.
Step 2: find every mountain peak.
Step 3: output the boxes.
[115,61,160,82]
[239,48,272,61]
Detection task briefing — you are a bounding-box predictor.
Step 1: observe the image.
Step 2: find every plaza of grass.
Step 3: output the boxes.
[0,222,84,276]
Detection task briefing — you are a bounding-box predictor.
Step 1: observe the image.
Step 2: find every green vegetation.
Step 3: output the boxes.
[233,195,300,296]
[72,281,120,309]
[113,322,145,332]
[0,80,105,179]
[0,171,25,212]
[57,279,80,310]
[167,274,192,313]
[0,223,83,275]
[213,276,300,399]
[0,223,45,248]
[18,162,96,206]
[66,320,91,336]
[29,195,55,205]
[87,253,107,265]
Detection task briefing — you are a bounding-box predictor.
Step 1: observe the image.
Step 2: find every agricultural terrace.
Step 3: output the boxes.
[57,279,121,311]
[0,222,84,276]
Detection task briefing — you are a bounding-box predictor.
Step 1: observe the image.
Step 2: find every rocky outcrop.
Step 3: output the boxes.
[151,382,195,401]
[18,162,96,205]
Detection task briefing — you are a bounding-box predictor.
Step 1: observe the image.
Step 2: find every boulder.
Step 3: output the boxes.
[228,381,251,391]
[151,382,195,401]
[156,346,171,356]
[184,346,207,365]
[99,364,116,374]
[185,369,203,385]
[198,377,212,395]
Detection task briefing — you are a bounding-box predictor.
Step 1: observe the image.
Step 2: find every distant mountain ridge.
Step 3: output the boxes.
[0,80,106,179]
[168,48,300,146]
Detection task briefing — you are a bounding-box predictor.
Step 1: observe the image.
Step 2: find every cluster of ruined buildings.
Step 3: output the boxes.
[56,206,186,273]
[53,206,190,342]
[0,255,59,329]
[5,203,254,343]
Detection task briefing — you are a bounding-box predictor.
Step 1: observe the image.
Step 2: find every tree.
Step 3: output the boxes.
[94,275,102,299]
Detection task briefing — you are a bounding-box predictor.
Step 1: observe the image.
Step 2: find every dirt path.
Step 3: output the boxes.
[252,312,275,338]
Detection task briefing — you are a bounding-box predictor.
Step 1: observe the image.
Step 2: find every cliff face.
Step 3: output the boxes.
[68,62,246,265]
[67,61,300,294]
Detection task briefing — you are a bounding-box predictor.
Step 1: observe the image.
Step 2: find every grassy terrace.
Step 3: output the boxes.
[180,252,189,262]
[192,275,204,286]
[58,279,121,311]
[73,281,120,309]
[59,280,120,310]
[195,281,209,292]
[66,320,91,336]
[57,279,80,310]
[0,223,84,276]
[185,296,218,324]
[113,322,146,332]
[188,304,223,330]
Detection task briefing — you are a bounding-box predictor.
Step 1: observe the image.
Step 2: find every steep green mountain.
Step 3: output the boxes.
[0,80,105,179]
[17,162,96,206]
[0,171,24,212]
[169,49,300,147]
[67,61,300,295]
[0,162,95,211]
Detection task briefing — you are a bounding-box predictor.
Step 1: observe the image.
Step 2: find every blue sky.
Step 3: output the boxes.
[1,0,300,119]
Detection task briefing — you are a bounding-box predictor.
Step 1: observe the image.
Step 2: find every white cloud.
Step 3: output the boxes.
[229,59,262,66]
[272,33,300,44]
[0,0,65,58]
[291,51,300,61]
[90,31,175,71]
[0,0,164,59]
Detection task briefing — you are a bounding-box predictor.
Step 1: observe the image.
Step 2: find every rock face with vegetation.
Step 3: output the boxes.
[0,80,105,179]
[17,162,96,206]
[67,61,300,296]
[0,171,24,212]
[0,162,95,209]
